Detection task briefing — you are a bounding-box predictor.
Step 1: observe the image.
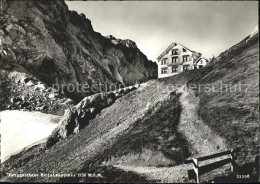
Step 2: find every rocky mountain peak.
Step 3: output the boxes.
[0,0,157,102]
[106,35,138,49]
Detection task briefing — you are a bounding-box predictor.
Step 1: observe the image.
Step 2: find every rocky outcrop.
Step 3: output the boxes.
[46,85,139,147]
[106,35,138,49]
[247,25,258,42]
[0,60,74,115]
[0,0,157,102]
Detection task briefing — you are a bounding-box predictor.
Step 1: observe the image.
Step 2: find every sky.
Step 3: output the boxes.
[66,1,258,61]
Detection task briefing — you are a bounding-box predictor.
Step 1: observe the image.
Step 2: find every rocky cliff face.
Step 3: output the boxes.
[0,0,157,101]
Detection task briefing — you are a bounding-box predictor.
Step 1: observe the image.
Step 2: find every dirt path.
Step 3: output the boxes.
[114,164,190,183]
[178,86,227,157]
[114,85,228,183]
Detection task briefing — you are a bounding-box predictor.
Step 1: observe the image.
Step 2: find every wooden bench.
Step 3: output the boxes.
[185,148,241,183]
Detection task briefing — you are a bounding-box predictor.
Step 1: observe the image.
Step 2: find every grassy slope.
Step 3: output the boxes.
[196,34,258,164]
[164,33,259,165]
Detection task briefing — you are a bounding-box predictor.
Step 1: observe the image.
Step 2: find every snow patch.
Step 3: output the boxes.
[0,110,60,162]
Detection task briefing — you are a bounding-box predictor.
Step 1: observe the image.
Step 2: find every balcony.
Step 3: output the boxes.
[168,62,181,66]
[183,60,192,65]
[168,57,182,66]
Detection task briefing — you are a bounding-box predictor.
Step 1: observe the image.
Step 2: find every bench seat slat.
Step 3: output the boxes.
[199,158,232,175]
[197,150,231,162]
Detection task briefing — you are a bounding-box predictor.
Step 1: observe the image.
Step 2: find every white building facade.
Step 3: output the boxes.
[157,42,208,78]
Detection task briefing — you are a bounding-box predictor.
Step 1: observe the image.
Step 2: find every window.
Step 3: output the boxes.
[199,65,203,69]
[161,59,167,65]
[183,48,187,52]
[172,50,178,55]
[161,68,167,74]
[183,56,189,62]
[172,67,178,73]
[172,57,177,63]
[183,66,189,71]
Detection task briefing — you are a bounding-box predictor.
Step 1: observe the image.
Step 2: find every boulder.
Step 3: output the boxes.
[57,108,78,138]
[22,77,30,84]
[124,87,131,94]
[106,92,116,106]
[10,97,22,103]
[46,89,127,147]
[82,93,107,109]
[114,92,121,98]
[34,83,46,91]
[21,101,30,109]
[118,88,124,95]
[35,105,47,111]
[131,86,137,90]
[48,93,56,99]
[45,128,61,148]
[61,98,74,105]
[134,84,140,88]
[79,97,91,109]
[75,108,92,130]
[89,107,96,114]
[25,80,34,87]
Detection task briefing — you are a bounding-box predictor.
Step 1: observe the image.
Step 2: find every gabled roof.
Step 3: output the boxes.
[194,57,208,64]
[157,41,196,61]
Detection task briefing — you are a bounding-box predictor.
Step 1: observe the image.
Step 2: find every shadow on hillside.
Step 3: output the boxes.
[87,92,191,168]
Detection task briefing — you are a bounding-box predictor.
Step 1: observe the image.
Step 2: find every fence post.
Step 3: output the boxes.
[255,155,259,181]
[230,149,235,173]
[193,158,200,183]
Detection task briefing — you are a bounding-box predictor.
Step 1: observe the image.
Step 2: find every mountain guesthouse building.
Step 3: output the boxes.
[157,42,208,78]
